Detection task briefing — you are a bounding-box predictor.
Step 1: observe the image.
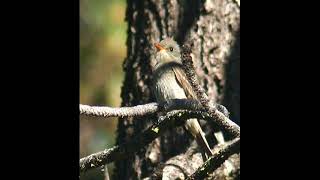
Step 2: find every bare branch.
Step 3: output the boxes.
[79,55,240,176]
[80,99,229,118]
[181,45,240,138]
[147,140,240,179]
[80,110,226,173]
[186,137,240,180]
[80,103,159,117]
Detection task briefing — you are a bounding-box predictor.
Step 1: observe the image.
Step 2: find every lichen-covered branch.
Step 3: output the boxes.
[80,44,240,176]
[146,140,239,180]
[181,45,240,138]
[80,99,228,118]
[186,137,240,180]
[80,103,159,117]
[80,110,220,173]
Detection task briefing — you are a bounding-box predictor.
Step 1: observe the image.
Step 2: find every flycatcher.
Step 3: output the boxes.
[152,37,214,159]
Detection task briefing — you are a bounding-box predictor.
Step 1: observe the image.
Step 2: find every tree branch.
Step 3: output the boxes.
[186,137,240,180]
[181,45,240,138]
[146,140,240,180]
[80,99,229,118]
[80,49,240,176]
[80,109,227,173]
[80,103,159,117]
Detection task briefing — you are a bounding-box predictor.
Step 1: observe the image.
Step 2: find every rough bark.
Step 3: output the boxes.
[113,0,240,179]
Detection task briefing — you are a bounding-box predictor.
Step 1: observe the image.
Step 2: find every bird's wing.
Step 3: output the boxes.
[172,67,197,99]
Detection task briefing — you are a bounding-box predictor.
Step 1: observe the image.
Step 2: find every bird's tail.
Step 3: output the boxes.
[185,118,213,160]
[195,131,213,160]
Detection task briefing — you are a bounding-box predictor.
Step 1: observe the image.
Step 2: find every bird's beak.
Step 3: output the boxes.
[154,43,165,52]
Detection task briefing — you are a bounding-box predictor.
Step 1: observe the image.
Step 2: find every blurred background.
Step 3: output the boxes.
[80,0,126,179]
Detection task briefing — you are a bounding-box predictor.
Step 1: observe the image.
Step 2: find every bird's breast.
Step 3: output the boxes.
[153,69,186,102]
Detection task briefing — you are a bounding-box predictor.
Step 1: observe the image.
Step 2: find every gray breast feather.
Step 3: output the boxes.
[153,69,186,102]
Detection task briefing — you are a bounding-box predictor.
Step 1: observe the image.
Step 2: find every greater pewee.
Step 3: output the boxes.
[151,37,214,159]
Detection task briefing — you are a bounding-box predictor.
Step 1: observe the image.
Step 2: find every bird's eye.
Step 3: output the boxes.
[169,47,173,51]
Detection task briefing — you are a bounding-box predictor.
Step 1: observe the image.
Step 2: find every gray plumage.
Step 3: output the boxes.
[152,38,213,159]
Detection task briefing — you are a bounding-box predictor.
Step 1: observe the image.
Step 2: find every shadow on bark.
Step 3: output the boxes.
[222,27,240,141]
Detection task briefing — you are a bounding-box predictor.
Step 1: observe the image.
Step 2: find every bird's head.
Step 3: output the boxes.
[154,38,181,65]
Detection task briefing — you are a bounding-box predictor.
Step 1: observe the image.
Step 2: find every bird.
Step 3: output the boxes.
[151,37,214,160]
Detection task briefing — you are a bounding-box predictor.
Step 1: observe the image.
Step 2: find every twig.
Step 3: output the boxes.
[181,45,240,138]
[186,137,240,180]
[80,110,225,173]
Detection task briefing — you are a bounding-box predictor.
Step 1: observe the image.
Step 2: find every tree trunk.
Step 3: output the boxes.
[113,0,240,179]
